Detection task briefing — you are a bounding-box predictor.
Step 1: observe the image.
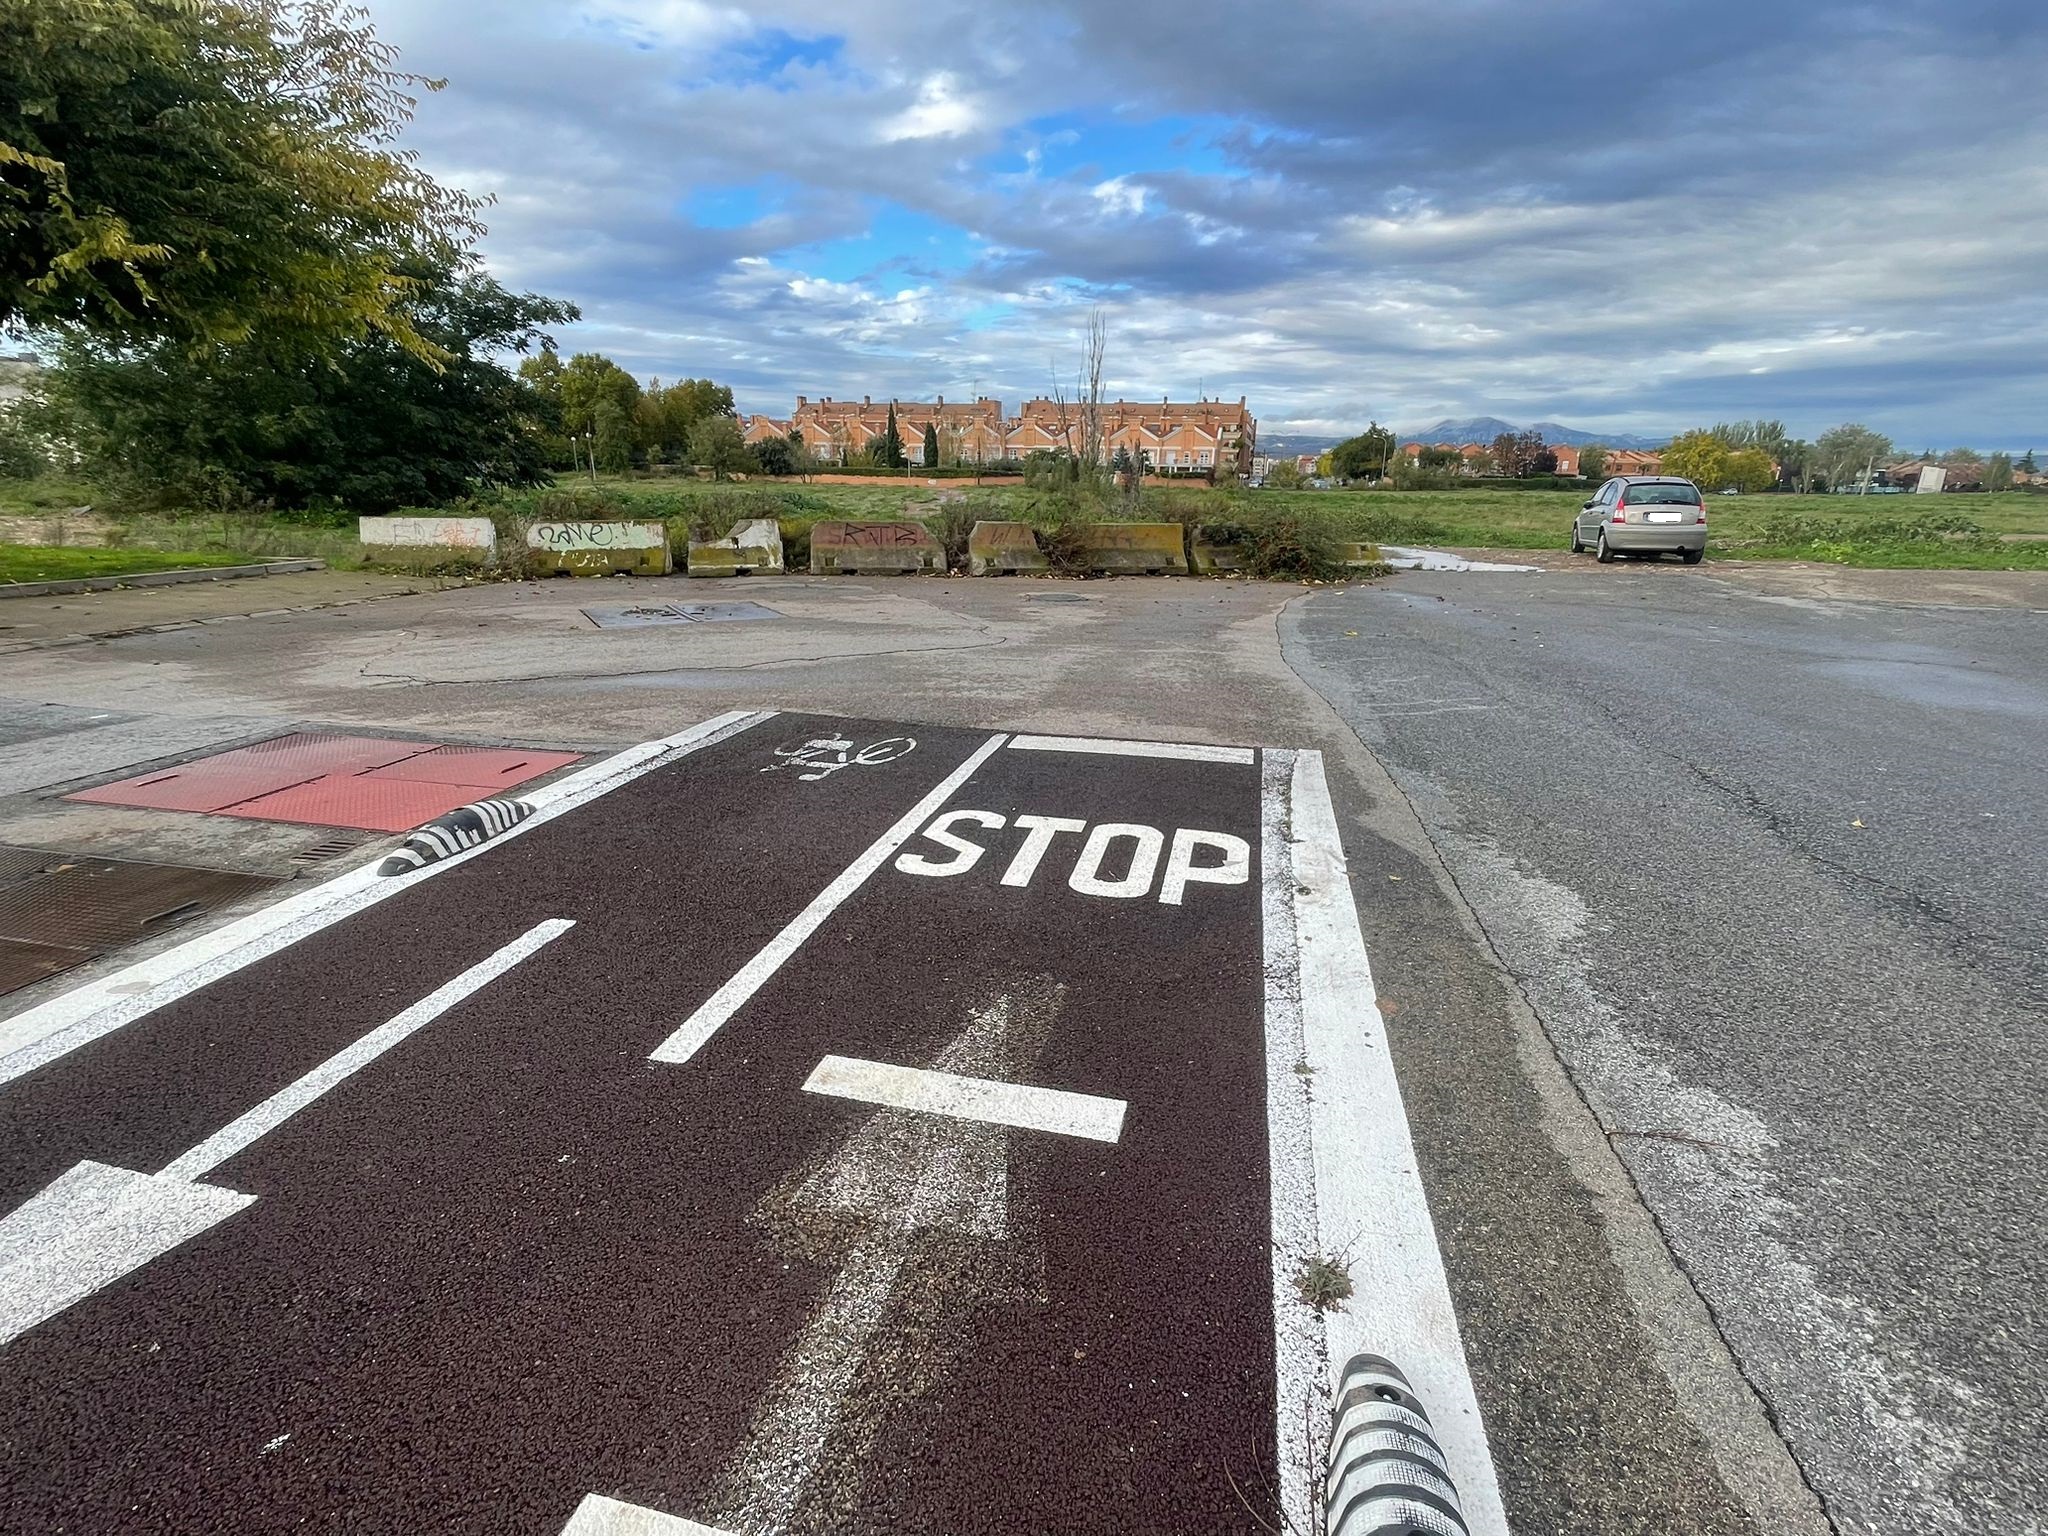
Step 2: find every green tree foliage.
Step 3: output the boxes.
[1486,429,1551,478]
[1660,430,1729,488]
[877,404,906,469]
[2018,449,2037,475]
[2,0,484,359]
[31,264,575,511]
[1578,443,1609,481]
[921,421,939,468]
[1262,458,1305,490]
[1815,424,1892,492]
[637,376,735,463]
[1984,453,2014,491]
[1331,422,1397,480]
[688,414,752,480]
[1419,445,1464,472]
[1723,447,1778,494]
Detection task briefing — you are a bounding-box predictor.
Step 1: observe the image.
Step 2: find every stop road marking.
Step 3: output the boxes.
[894,808,1251,904]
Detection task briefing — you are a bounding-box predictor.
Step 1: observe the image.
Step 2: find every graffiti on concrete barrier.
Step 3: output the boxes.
[841,523,925,547]
[527,521,663,551]
[762,736,918,781]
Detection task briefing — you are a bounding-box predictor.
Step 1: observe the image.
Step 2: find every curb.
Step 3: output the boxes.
[0,559,325,600]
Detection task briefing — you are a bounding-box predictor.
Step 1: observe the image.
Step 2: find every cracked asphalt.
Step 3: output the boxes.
[1283,562,2048,1536]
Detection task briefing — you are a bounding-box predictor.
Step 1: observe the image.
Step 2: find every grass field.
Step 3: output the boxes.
[4,472,2044,571]
[0,544,251,584]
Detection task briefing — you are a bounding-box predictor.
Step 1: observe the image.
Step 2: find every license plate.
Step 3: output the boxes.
[1646,511,1683,523]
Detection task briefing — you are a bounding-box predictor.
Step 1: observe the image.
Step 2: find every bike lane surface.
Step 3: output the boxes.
[0,713,1496,1535]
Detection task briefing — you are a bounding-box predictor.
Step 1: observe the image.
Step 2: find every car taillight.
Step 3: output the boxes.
[1612,503,1627,522]
[1695,508,1707,524]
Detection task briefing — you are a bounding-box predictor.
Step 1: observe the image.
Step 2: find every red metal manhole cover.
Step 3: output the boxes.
[66,733,438,813]
[363,747,583,788]
[226,777,512,833]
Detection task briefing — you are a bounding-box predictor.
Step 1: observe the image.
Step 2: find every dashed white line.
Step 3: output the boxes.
[1006,732,1254,764]
[801,1054,1127,1143]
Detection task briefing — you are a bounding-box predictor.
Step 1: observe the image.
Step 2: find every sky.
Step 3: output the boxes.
[372,0,2048,447]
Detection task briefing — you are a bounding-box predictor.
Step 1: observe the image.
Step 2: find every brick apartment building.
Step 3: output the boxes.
[743,393,1257,476]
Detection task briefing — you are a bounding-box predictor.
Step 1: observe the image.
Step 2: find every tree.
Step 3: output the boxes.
[1332,423,1397,481]
[1579,443,1609,481]
[2,0,484,359]
[753,433,795,477]
[1420,445,1464,472]
[1815,424,1892,493]
[1723,447,1777,495]
[1660,430,1730,489]
[1984,453,2014,491]
[689,414,752,480]
[877,403,906,469]
[29,263,574,512]
[1263,458,1305,490]
[921,421,939,468]
[1110,444,1133,480]
[2019,449,2037,475]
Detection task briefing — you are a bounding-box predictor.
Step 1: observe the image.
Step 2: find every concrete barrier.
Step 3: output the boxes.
[1191,542,1247,575]
[1076,522,1188,575]
[359,516,496,558]
[687,518,784,577]
[809,520,944,575]
[968,521,1048,575]
[525,520,671,576]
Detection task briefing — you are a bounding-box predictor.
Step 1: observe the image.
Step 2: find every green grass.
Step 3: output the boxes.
[8,471,2044,572]
[0,544,251,584]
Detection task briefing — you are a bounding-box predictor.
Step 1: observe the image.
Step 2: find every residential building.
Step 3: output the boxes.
[1602,448,1664,476]
[1549,443,1581,476]
[752,392,1259,475]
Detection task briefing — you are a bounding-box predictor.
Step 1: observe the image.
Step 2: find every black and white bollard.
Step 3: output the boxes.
[377,799,534,876]
[1326,1353,1471,1536]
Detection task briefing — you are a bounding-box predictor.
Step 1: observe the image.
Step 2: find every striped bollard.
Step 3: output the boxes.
[1327,1354,1471,1536]
[377,799,534,875]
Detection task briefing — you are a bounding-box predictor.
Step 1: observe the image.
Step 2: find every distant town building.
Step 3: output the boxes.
[0,352,40,405]
[748,393,1257,475]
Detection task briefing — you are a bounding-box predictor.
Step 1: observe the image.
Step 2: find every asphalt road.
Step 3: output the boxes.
[0,713,1485,1535]
[1282,561,2048,1536]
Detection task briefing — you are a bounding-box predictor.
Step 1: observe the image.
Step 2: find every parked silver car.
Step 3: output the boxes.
[1570,476,1708,563]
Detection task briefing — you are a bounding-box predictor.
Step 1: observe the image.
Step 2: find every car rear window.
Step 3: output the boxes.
[1626,482,1701,505]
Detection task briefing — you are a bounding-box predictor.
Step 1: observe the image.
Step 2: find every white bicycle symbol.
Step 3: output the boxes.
[761,736,918,781]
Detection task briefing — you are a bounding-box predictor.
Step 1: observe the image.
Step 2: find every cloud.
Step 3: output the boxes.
[370,0,2048,443]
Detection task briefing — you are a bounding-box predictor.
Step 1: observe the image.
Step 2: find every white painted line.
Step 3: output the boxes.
[648,734,1008,1065]
[0,710,774,1090]
[159,919,573,1181]
[802,1054,1127,1143]
[0,1162,254,1347]
[1007,732,1254,765]
[0,919,573,1347]
[1273,748,1506,1535]
[560,1494,733,1535]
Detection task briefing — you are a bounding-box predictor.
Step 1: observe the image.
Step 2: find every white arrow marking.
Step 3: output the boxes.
[0,918,572,1348]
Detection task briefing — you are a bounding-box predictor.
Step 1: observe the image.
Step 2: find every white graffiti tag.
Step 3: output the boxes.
[761,736,918,782]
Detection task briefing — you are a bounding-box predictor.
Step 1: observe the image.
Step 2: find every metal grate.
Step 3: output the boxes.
[0,845,279,998]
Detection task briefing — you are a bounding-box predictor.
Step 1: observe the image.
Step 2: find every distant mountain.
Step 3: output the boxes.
[1258,433,1343,457]
[1408,416,1667,451]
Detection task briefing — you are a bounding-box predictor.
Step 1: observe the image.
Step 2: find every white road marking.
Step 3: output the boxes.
[560,1494,732,1535]
[999,813,1085,886]
[1160,827,1251,906]
[0,920,571,1348]
[159,919,573,1181]
[0,710,774,1089]
[1067,821,1164,899]
[802,1054,1127,1144]
[648,734,1009,1065]
[1007,732,1254,764]
[1265,748,1506,1535]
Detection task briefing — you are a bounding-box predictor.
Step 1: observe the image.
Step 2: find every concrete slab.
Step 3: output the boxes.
[809,520,944,575]
[1076,522,1189,575]
[968,521,1049,575]
[1192,541,1247,575]
[359,516,496,556]
[687,518,784,578]
[527,521,671,577]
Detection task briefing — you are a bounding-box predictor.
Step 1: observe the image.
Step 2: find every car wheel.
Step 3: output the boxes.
[1569,525,1584,553]
[1682,547,1704,565]
[1596,531,1615,563]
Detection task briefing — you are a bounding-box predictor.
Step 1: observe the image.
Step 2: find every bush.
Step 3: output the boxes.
[925,498,977,571]
[1198,502,1346,579]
